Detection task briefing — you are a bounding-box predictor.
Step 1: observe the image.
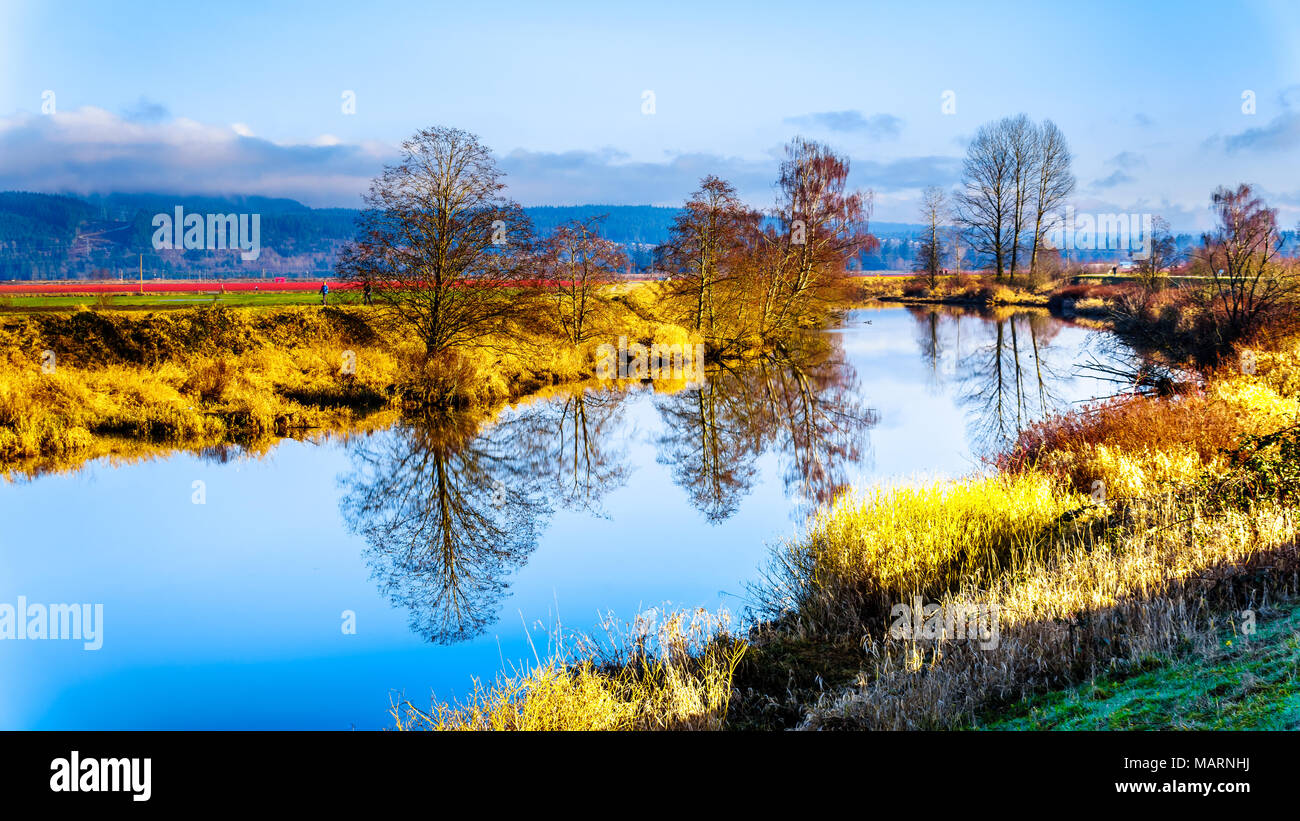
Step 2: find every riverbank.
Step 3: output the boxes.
[977,598,1300,730]
[766,341,1300,730]
[0,286,708,477]
[11,283,1298,729]
[850,272,1131,317]
[393,328,1300,731]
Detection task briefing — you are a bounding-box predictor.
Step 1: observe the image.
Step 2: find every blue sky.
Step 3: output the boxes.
[2,0,1299,228]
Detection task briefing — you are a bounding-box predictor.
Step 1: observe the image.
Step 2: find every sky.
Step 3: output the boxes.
[2,0,1299,229]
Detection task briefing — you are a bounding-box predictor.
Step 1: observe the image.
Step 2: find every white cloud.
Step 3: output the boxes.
[0,107,387,206]
[0,107,964,216]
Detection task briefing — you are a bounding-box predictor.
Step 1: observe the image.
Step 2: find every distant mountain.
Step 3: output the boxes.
[522,205,681,247]
[8,191,1276,281]
[0,193,692,279]
[0,191,934,280]
[865,221,926,237]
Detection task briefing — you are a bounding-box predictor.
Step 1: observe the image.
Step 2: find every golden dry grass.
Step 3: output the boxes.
[799,495,1299,730]
[393,609,745,731]
[782,355,1300,729]
[1002,363,1300,500]
[761,471,1081,637]
[0,302,701,474]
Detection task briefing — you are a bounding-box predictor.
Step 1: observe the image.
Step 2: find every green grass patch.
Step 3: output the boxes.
[0,292,367,311]
[979,602,1300,730]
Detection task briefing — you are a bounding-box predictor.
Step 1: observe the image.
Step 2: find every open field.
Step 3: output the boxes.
[0,291,371,310]
[0,279,360,294]
[0,279,663,311]
[0,280,365,310]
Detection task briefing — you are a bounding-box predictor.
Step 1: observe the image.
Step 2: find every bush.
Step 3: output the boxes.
[1048,282,1133,312]
[183,358,235,403]
[1001,373,1299,497]
[1202,423,1300,509]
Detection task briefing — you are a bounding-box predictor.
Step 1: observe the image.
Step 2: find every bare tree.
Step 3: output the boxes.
[959,116,1074,284]
[336,126,534,357]
[950,217,968,276]
[541,216,624,344]
[1028,119,1075,279]
[1005,114,1037,282]
[659,176,760,342]
[914,186,947,289]
[957,120,1014,279]
[1134,216,1181,290]
[756,137,875,338]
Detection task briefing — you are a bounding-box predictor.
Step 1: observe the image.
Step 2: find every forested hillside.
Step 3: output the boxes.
[4,190,1172,280]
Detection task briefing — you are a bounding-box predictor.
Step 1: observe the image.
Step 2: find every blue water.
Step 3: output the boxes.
[0,306,1130,729]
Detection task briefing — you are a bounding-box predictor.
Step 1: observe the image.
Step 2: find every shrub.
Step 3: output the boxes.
[1000,375,1298,497]
[1048,282,1132,312]
[1202,423,1300,509]
[183,358,235,403]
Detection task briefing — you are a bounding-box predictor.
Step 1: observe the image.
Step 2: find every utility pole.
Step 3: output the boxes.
[139,254,143,296]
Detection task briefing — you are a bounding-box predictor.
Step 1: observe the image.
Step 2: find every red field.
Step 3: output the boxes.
[0,273,910,297]
[0,280,355,295]
[0,278,668,296]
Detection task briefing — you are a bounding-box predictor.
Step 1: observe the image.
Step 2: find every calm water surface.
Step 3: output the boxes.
[0,306,1132,729]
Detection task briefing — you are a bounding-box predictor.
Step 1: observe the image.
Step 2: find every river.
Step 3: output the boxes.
[0,305,1133,729]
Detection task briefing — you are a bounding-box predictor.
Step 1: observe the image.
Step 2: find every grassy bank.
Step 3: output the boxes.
[393,328,1300,731]
[853,273,1045,307]
[763,344,1300,730]
[0,285,702,477]
[395,610,745,731]
[978,600,1300,730]
[0,290,375,312]
[850,273,1138,320]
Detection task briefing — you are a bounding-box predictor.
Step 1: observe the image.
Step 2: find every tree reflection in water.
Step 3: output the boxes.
[653,335,878,522]
[339,410,551,644]
[339,308,1119,645]
[340,339,877,642]
[510,387,631,517]
[905,306,1078,456]
[339,387,632,644]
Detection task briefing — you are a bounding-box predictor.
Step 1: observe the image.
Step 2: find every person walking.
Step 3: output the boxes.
[363,281,373,306]
[320,281,329,306]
